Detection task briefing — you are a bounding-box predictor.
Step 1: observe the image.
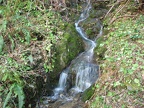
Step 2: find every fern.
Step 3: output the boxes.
[13,84,25,108]
[3,84,24,108]
[8,35,15,51]
[22,28,31,44]
[1,20,7,32]
[0,35,4,53]
[3,84,15,108]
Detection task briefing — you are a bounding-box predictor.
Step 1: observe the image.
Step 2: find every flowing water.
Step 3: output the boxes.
[41,0,103,106]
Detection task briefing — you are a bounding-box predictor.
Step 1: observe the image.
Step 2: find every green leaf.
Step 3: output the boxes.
[114,81,121,87]
[134,78,140,84]
[8,35,15,50]
[0,9,2,14]
[2,73,9,81]
[2,20,7,32]
[22,29,31,44]
[95,84,100,88]
[13,84,24,108]
[3,84,15,108]
[0,35,4,53]
[46,44,52,52]
[3,83,24,108]
[107,92,113,96]
[28,55,33,64]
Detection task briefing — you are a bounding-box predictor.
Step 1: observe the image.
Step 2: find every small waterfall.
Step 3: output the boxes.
[52,69,69,100]
[58,72,68,89]
[73,63,99,92]
[50,0,102,101]
[70,0,100,93]
[75,66,93,92]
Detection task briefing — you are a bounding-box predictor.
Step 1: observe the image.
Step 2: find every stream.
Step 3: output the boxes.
[38,0,103,107]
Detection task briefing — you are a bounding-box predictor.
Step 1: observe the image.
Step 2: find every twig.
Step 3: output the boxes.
[110,0,130,24]
[114,0,130,16]
[110,15,138,24]
[104,2,119,19]
[36,6,45,12]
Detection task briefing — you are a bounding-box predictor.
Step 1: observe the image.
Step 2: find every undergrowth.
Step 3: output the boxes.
[89,0,144,106]
[90,13,144,108]
[0,0,65,107]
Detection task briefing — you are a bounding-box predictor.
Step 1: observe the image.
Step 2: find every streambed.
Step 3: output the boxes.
[37,0,106,108]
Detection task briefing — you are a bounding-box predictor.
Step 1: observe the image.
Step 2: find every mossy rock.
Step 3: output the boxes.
[49,23,84,86]
[81,84,95,102]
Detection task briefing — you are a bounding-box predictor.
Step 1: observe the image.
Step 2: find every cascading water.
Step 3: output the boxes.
[51,69,69,100]
[58,72,68,89]
[50,0,103,102]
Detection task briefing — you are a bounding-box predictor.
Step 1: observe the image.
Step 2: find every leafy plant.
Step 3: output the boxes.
[0,0,66,107]
[3,83,24,108]
[90,13,144,108]
[0,57,25,108]
[0,36,4,53]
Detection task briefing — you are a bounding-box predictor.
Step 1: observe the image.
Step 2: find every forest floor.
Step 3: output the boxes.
[0,1,144,108]
[88,1,144,108]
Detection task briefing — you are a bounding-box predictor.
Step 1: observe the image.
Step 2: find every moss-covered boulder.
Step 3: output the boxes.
[49,23,84,88]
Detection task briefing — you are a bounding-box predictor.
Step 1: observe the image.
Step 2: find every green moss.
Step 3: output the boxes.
[86,29,93,36]
[81,85,95,102]
[50,23,84,83]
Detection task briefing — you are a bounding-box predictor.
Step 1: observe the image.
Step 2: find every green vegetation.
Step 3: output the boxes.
[0,0,69,107]
[0,0,84,107]
[82,84,95,102]
[90,10,144,108]
[49,23,84,85]
[1,0,143,108]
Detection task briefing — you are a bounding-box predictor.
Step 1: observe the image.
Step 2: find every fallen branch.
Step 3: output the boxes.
[110,15,138,24]
[109,0,130,23]
[104,1,119,19]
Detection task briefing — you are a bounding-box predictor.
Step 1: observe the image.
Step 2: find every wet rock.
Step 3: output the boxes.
[81,84,95,102]
[49,23,84,88]
[69,62,99,89]
[38,1,108,108]
[59,100,84,108]
[42,96,84,108]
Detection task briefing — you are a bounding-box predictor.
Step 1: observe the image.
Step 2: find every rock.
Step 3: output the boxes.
[81,84,95,102]
[69,62,99,88]
[49,23,84,89]
[58,98,84,108]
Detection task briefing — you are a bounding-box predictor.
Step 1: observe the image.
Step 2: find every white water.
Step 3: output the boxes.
[51,0,103,101]
[71,63,99,93]
[58,72,68,89]
[51,70,68,100]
